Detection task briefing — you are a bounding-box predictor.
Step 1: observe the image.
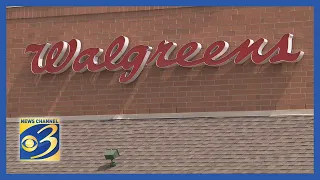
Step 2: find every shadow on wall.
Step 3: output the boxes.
[96,164,114,171]
[6,51,310,118]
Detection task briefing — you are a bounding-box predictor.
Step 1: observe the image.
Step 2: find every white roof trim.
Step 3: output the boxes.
[6,6,23,8]
[6,109,314,122]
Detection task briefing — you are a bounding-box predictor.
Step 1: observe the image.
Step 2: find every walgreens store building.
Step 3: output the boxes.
[6,6,313,173]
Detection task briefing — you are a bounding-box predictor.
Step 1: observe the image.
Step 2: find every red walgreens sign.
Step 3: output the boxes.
[26,33,304,84]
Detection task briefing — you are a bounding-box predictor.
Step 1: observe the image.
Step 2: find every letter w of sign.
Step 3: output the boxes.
[31,124,58,159]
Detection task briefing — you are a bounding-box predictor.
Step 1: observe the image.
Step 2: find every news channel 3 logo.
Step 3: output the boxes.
[19,117,60,161]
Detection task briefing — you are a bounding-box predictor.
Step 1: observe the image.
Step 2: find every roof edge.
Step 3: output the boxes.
[6,109,314,122]
[6,6,187,20]
[6,6,23,8]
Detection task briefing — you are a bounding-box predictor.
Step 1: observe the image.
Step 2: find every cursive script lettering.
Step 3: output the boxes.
[26,34,304,84]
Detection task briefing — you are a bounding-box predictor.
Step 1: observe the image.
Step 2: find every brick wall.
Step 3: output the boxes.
[6,6,314,117]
